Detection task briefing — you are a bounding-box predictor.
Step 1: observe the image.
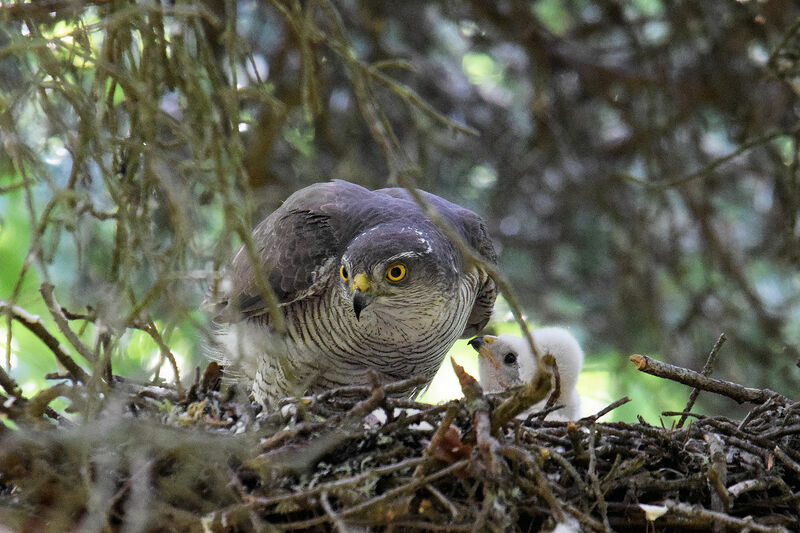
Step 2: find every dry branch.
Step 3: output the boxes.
[0,298,89,384]
[630,353,786,404]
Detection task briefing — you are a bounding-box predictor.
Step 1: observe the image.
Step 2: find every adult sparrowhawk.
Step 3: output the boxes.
[210,180,497,406]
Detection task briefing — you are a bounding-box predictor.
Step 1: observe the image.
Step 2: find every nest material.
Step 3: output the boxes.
[0,357,799,533]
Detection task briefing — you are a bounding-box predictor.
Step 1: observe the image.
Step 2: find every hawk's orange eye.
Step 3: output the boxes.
[386,263,406,282]
[340,265,349,281]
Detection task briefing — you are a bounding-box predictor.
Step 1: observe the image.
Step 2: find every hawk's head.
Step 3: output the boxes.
[337,224,460,320]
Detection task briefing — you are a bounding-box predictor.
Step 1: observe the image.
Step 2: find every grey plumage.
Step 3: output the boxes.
[209,180,497,405]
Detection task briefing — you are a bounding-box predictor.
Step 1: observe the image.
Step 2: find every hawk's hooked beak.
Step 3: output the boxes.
[351,273,373,320]
[468,335,498,366]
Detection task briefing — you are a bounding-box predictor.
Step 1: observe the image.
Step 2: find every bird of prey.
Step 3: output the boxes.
[209,180,497,406]
[469,328,584,421]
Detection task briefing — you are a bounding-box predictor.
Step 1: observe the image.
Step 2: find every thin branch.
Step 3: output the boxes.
[767,17,800,72]
[24,382,71,419]
[414,403,458,478]
[39,282,97,365]
[0,298,89,384]
[499,444,565,522]
[580,396,631,424]
[773,445,800,475]
[0,362,20,396]
[130,319,185,395]
[633,124,800,189]
[0,180,33,194]
[276,459,470,530]
[704,432,732,515]
[366,66,480,136]
[665,500,791,533]
[677,333,727,428]
[587,426,612,533]
[490,365,553,432]
[320,490,349,533]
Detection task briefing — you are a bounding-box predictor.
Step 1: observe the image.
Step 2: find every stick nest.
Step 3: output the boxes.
[1,358,798,533]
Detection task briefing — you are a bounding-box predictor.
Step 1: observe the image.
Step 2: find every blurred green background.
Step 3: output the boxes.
[2,0,799,424]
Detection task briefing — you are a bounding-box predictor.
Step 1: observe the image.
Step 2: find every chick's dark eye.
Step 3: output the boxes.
[503,352,517,365]
[339,265,349,281]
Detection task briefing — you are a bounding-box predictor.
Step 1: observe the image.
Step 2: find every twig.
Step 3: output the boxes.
[727,477,784,499]
[500,444,565,522]
[761,424,800,440]
[24,382,71,419]
[278,459,470,530]
[280,375,428,407]
[378,522,472,532]
[0,298,89,384]
[635,124,800,190]
[320,490,349,533]
[301,0,479,137]
[630,354,785,404]
[414,403,458,478]
[0,180,32,193]
[563,501,606,532]
[365,66,480,136]
[0,362,20,396]
[665,500,791,533]
[704,432,731,518]
[525,402,569,422]
[425,484,461,519]
[581,396,631,424]
[451,358,500,474]
[739,396,781,431]
[587,425,612,533]
[542,355,562,411]
[379,403,450,434]
[546,448,589,495]
[677,333,727,429]
[567,423,588,462]
[662,411,705,420]
[490,365,553,432]
[601,454,647,493]
[40,283,97,365]
[767,17,800,72]
[343,377,386,420]
[130,319,185,395]
[773,446,800,475]
[246,456,426,509]
[254,385,388,475]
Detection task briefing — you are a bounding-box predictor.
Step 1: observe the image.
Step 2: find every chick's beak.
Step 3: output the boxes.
[468,335,497,351]
[468,336,484,350]
[351,273,373,320]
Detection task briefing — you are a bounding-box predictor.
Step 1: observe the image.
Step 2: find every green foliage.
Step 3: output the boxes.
[462,53,504,86]
[531,0,572,36]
